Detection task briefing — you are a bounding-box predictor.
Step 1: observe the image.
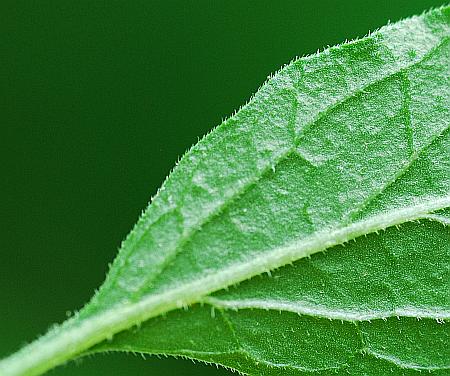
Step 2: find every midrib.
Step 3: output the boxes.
[93,196,450,338]
[1,196,448,376]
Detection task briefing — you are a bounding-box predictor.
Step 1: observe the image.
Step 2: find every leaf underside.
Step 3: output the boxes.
[2,6,449,376]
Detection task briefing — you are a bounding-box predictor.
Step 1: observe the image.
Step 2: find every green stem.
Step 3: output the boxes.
[0,296,181,376]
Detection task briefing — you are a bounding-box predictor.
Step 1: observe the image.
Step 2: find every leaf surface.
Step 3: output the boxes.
[1,6,449,376]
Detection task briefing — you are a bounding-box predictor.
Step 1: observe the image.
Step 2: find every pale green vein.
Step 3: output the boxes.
[1,196,448,376]
[366,350,450,371]
[292,36,449,141]
[203,298,450,321]
[349,122,450,222]
[215,309,345,374]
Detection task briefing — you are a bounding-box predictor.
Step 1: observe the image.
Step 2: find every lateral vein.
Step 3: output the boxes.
[203,297,450,321]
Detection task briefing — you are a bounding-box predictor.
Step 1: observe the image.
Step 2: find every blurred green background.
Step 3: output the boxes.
[0,1,446,375]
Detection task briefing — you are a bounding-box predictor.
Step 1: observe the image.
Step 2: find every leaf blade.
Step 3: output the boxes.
[90,4,449,309]
[0,5,449,376]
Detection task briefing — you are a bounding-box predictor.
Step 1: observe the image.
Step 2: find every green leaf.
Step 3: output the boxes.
[1,5,449,376]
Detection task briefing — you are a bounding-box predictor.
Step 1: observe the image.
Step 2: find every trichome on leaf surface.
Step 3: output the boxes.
[1,5,449,376]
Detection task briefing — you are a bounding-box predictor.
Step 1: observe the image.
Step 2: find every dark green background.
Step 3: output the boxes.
[0,1,446,375]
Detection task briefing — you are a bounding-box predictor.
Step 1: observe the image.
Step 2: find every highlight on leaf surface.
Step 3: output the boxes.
[0,5,449,376]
